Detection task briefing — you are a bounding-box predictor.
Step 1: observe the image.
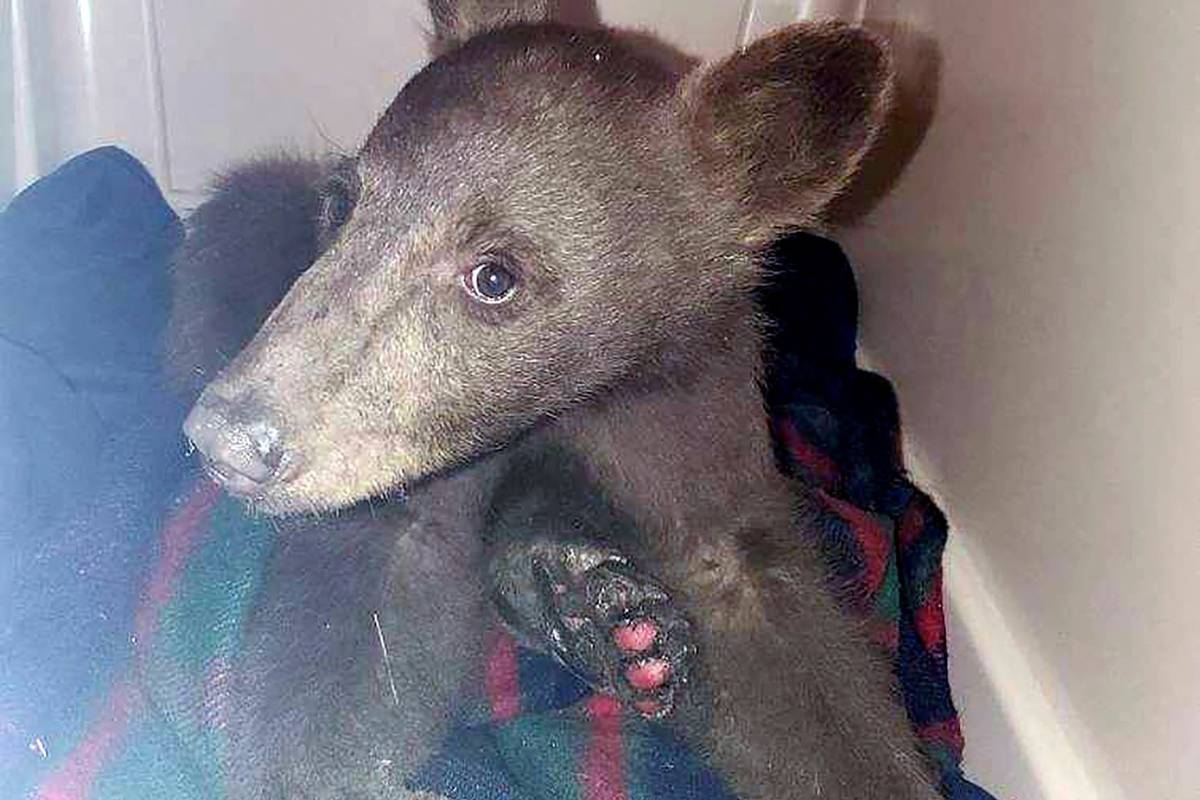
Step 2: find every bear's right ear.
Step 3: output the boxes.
[680,22,894,243]
[428,0,560,55]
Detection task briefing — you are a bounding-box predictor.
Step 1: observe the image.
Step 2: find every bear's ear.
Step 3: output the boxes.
[680,22,893,242]
[428,0,561,54]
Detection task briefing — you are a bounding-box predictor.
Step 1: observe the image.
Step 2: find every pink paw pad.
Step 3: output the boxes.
[612,619,658,653]
[625,659,671,691]
[633,699,663,717]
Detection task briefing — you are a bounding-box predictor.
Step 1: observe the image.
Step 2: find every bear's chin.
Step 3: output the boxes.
[233,430,508,517]
[218,468,407,518]
[236,486,405,519]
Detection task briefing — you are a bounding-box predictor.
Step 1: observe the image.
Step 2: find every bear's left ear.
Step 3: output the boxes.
[429,0,561,55]
[680,22,893,242]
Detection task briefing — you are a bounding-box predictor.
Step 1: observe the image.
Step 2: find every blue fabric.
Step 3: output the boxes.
[0,147,189,791]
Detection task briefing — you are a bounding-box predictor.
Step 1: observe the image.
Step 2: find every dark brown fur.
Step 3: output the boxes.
[167,158,502,798]
[182,4,938,798]
[169,154,672,800]
[166,157,325,397]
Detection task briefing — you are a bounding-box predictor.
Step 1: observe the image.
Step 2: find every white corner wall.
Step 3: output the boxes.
[842,1,1200,798]
[1,0,753,208]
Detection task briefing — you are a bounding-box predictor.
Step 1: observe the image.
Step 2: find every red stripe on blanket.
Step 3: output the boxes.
[772,417,839,490]
[896,501,925,549]
[819,490,892,598]
[915,569,946,653]
[485,629,521,723]
[133,480,222,646]
[35,478,221,800]
[916,716,965,754]
[34,681,139,800]
[584,695,627,800]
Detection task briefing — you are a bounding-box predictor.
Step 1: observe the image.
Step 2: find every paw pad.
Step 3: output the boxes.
[613,620,658,653]
[534,548,694,718]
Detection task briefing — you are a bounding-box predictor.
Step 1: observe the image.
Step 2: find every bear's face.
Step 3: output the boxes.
[194,28,718,511]
[184,20,892,515]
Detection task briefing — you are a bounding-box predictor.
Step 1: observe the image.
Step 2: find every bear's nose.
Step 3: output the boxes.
[183,393,290,497]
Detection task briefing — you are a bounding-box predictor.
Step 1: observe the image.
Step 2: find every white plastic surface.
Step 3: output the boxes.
[4,0,775,206]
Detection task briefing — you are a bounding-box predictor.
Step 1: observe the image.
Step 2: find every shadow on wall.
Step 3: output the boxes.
[828,20,942,227]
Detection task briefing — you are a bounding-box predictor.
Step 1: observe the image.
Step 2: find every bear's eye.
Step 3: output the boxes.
[316,162,360,238]
[319,181,355,231]
[323,191,352,228]
[464,258,519,304]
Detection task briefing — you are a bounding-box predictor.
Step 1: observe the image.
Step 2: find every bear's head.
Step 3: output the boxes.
[184,0,892,514]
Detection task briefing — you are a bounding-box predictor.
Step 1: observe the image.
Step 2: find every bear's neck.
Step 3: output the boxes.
[550,312,793,563]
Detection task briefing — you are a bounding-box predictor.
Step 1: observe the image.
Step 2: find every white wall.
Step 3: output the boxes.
[843,1,1200,797]
[2,0,754,207]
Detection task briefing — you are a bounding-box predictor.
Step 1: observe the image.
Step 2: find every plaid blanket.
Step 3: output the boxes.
[6,150,994,799]
[32,405,992,799]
